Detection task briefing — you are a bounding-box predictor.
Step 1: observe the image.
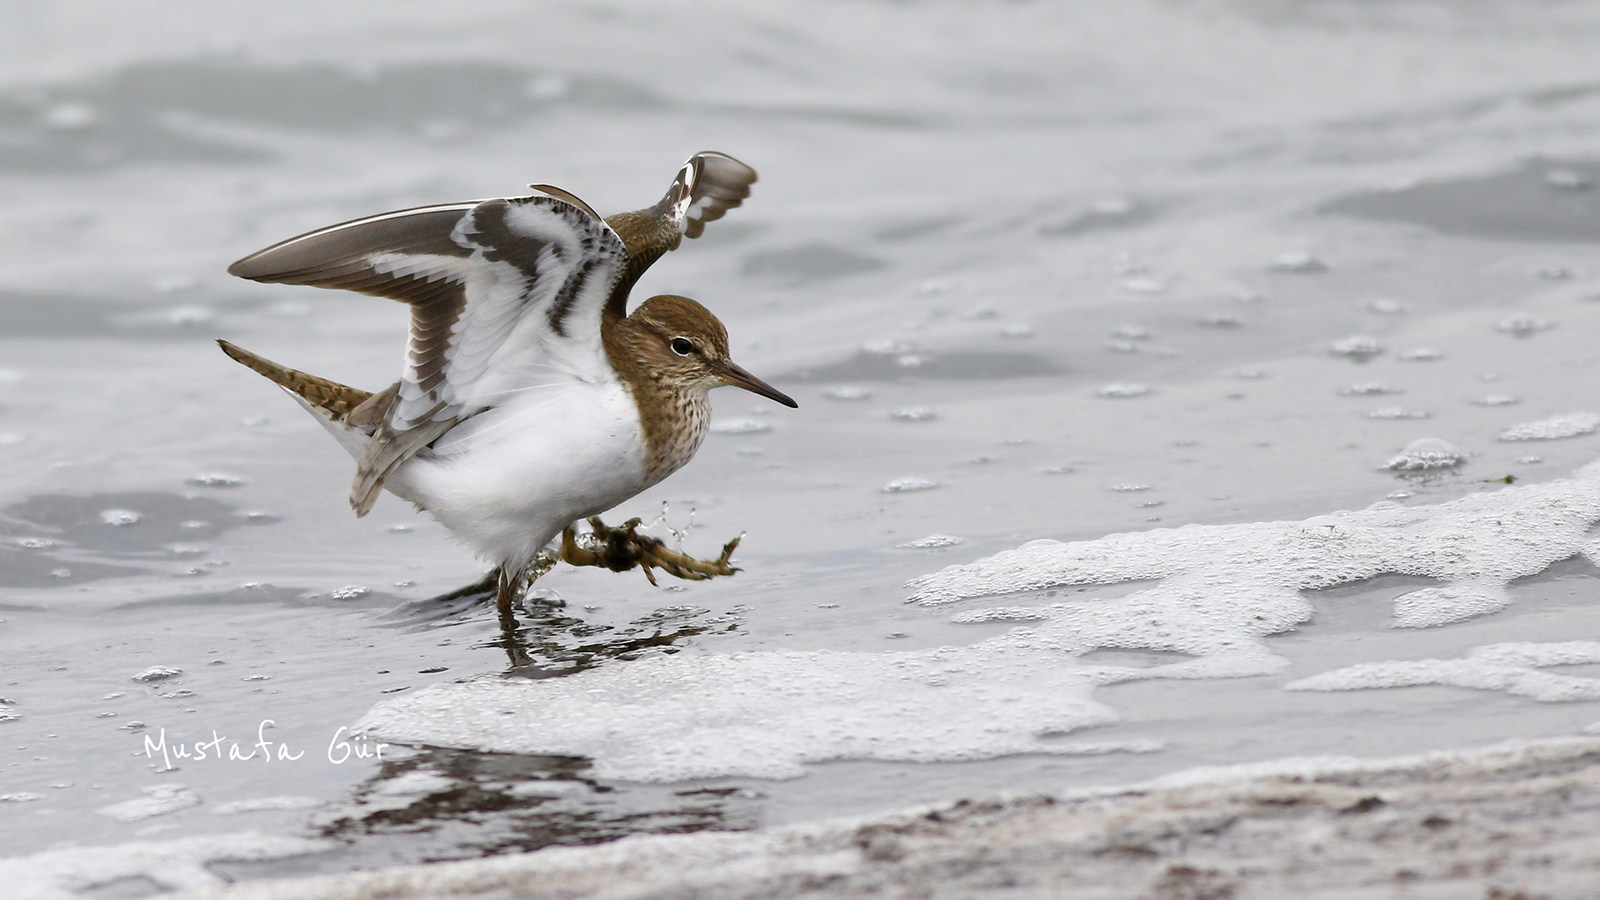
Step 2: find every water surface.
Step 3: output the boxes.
[6,1,1600,894]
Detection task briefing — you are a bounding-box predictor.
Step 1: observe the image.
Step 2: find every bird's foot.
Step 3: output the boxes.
[560,516,740,586]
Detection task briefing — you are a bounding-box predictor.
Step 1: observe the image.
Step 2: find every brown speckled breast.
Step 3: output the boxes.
[641,390,711,485]
[601,312,714,487]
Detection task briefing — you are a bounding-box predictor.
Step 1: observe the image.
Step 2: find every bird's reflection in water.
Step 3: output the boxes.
[380,579,743,674]
[323,589,755,867]
[312,746,762,866]
[487,591,738,677]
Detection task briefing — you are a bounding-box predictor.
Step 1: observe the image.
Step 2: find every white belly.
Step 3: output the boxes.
[387,379,649,569]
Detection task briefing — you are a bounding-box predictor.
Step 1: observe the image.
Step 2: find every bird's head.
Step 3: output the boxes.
[628,295,797,408]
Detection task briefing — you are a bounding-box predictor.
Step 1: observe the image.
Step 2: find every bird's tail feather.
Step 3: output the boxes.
[217,340,373,421]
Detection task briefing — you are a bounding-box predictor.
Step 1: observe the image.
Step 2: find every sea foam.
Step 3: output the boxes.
[359,460,1600,783]
[0,833,328,900]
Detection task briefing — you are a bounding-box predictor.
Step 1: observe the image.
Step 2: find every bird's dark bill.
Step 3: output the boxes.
[721,361,798,408]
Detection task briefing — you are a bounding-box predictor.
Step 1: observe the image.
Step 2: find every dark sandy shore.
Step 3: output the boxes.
[183,737,1600,900]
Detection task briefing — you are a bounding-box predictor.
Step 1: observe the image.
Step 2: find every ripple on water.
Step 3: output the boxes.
[1496,316,1556,337]
[709,419,772,435]
[1330,335,1383,360]
[1341,383,1401,396]
[1270,251,1325,273]
[1322,158,1600,242]
[1367,407,1432,420]
[883,478,939,493]
[1383,438,1465,472]
[1499,413,1600,441]
[0,492,267,587]
[1095,383,1150,399]
[132,666,183,682]
[187,473,248,488]
[898,534,965,549]
[783,350,1059,382]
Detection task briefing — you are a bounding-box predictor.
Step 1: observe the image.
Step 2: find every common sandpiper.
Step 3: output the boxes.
[219,152,796,614]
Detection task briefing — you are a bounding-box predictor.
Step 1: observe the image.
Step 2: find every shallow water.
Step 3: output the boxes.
[7,0,1600,895]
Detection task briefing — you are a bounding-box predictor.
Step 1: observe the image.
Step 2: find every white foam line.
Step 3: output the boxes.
[1285,641,1600,701]
[359,459,1600,783]
[0,833,330,900]
[357,635,1119,782]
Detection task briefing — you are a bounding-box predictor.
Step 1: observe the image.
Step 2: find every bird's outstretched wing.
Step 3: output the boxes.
[663,150,759,240]
[591,151,759,282]
[229,195,630,515]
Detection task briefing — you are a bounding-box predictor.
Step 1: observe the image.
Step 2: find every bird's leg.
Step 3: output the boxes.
[494,566,524,628]
[433,570,499,604]
[493,551,559,620]
[490,552,562,670]
[560,515,741,586]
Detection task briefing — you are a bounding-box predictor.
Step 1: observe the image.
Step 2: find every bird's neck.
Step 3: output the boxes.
[601,311,712,484]
[604,209,683,287]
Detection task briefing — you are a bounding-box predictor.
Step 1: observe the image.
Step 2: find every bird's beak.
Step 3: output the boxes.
[720,360,798,408]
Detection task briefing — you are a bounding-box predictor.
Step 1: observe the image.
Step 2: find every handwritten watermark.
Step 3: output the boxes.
[141,720,389,771]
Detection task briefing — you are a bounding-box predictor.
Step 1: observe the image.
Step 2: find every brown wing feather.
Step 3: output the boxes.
[605,151,758,283]
[227,155,755,518]
[527,184,603,220]
[228,203,477,295]
[680,151,758,239]
[350,417,456,516]
[228,194,628,518]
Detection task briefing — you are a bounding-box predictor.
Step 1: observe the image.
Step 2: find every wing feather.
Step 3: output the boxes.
[228,194,628,515]
[679,151,758,239]
[228,204,479,289]
[604,151,759,280]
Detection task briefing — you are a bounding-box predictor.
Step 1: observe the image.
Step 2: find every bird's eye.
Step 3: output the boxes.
[670,337,695,356]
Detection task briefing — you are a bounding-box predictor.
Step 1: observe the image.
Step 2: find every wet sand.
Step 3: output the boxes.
[168,737,1600,900]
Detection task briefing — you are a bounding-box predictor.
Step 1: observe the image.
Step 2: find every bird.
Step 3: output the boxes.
[219,152,796,615]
